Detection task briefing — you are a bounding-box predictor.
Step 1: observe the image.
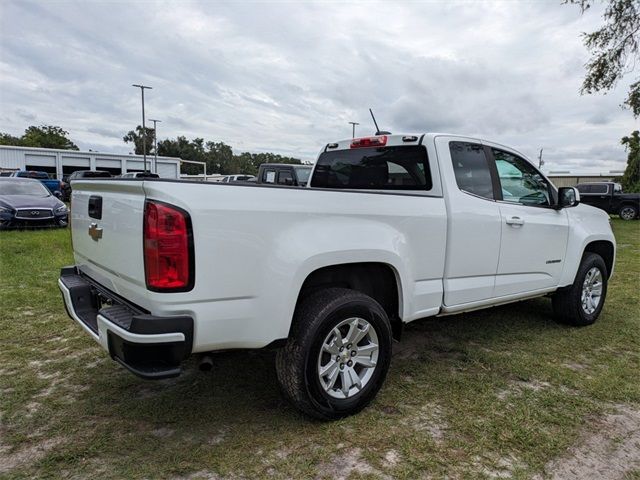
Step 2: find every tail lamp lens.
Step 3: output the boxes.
[144,200,193,291]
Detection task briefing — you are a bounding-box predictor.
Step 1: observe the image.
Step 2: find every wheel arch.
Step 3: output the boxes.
[293,262,404,339]
[583,240,615,278]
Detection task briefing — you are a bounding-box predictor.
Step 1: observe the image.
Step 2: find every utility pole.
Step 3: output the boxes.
[348,121,359,138]
[538,148,544,169]
[149,119,161,174]
[132,84,152,172]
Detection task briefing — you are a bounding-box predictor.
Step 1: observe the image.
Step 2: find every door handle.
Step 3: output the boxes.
[506,216,525,226]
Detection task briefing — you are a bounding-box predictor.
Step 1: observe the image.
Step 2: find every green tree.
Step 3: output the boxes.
[123,125,155,155]
[205,141,235,175]
[0,132,23,146]
[157,136,207,175]
[2,125,79,149]
[621,130,640,192]
[157,135,303,176]
[567,0,640,116]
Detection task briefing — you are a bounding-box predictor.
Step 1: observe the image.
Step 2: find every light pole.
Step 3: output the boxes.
[348,121,359,138]
[132,84,152,172]
[149,119,161,174]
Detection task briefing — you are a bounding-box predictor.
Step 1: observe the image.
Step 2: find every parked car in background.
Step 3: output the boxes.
[256,163,312,186]
[575,182,640,220]
[0,178,68,229]
[120,172,160,179]
[59,133,615,419]
[10,170,63,198]
[219,174,256,183]
[63,170,112,201]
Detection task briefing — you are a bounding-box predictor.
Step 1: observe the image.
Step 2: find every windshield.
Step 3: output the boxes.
[0,181,50,196]
[294,166,312,184]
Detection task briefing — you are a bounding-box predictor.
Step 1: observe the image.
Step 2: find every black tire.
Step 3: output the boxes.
[552,252,608,326]
[618,205,638,221]
[276,287,392,420]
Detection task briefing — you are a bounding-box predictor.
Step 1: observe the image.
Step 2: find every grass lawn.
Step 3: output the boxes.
[0,220,639,479]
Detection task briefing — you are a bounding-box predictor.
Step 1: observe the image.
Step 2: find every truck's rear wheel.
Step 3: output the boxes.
[552,252,608,326]
[619,205,638,221]
[276,287,392,420]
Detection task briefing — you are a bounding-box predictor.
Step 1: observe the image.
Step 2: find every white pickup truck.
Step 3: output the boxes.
[59,133,615,419]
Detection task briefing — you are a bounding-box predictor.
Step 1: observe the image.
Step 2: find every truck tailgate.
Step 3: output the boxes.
[71,180,148,306]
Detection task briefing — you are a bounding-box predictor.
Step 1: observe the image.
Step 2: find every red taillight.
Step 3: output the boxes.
[350,135,387,149]
[144,200,193,291]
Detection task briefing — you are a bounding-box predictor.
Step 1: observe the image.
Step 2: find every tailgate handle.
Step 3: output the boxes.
[88,196,103,220]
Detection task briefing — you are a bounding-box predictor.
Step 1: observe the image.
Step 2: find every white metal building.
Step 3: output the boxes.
[0,145,182,179]
[545,170,625,188]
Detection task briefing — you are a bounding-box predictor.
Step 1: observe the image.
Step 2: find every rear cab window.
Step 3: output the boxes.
[310,146,432,191]
[277,171,294,185]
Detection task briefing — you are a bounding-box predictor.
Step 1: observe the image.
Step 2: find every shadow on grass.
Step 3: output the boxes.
[77,296,564,427]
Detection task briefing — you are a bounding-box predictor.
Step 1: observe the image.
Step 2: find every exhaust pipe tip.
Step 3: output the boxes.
[198,355,214,372]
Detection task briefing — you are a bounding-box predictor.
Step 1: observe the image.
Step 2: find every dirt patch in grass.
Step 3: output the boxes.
[535,404,640,480]
[0,434,64,474]
[401,402,448,442]
[316,447,390,480]
[496,379,552,400]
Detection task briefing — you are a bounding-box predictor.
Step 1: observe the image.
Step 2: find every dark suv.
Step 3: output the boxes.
[575,182,639,220]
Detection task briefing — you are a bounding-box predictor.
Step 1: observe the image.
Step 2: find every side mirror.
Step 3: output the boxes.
[557,187,580,209]
[54,190,63,199]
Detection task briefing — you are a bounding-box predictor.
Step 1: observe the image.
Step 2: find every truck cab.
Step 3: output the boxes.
[11,170,63,198]
[256,163,312,186]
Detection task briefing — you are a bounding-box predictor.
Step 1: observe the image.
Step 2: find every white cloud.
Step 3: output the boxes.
[0,0,636,171]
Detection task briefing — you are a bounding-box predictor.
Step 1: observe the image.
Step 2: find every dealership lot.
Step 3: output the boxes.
[0,221,638,479]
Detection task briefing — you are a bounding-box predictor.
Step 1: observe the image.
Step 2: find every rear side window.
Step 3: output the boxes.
[449,142,494,200]
[576,184,590,193]
[311,146,432,190]
[590,184,608,194]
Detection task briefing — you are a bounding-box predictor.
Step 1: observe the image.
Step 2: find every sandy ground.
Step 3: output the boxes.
[533,404,640,480]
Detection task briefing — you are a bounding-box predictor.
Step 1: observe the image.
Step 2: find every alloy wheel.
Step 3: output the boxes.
[317,317,379,399]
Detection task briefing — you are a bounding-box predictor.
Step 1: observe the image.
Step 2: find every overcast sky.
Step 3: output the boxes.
[0,0,637,172]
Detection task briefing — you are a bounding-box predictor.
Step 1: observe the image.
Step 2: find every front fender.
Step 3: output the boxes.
[559,204,616,287]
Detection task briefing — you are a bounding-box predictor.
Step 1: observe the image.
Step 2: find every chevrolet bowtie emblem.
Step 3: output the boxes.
[88,223,103,241]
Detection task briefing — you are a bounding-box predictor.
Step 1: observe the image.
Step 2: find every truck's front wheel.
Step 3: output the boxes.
[276,287,392,420]
[552,252,608,326]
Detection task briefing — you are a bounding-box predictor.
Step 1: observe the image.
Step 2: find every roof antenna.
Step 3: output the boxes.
[369,108,391,135]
